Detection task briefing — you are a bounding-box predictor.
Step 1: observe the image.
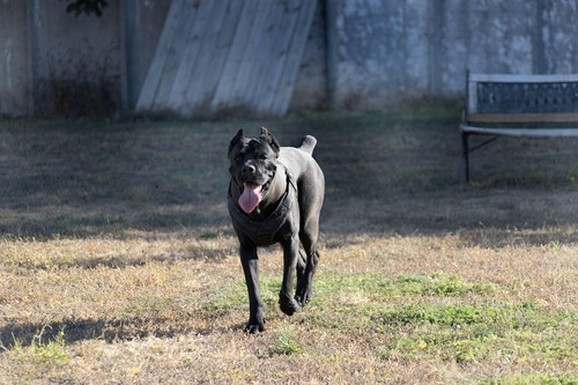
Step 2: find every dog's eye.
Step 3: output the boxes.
[258,154,268,160]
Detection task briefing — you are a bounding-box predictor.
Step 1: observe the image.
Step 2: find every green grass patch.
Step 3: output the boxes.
[270,327,303,356]
[297,272,578,367]
[4,327,69,367]
[200,279,248,315]
[376,303,577,364]
[315,272,495,300]
[293,272,497,333]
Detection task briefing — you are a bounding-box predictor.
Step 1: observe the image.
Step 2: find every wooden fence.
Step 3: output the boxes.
[136,0,317,117]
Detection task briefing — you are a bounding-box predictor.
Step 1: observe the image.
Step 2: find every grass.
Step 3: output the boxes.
[5,326,69,367]
[1,108,578,384]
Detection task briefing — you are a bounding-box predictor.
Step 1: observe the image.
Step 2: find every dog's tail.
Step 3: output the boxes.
[298,135,317,155]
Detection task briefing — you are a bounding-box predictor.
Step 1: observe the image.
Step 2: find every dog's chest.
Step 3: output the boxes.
[228,174,298,246]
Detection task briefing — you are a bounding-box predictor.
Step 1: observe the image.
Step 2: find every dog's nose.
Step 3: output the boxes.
[242,164,256,175]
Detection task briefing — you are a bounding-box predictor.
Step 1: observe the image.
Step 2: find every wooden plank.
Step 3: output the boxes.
[139,0,315,117]
[166,0,219,113]
[242,0,286,109]
[469,73,578,83]
[135,0,188,112]
[227,0,274,106]
[325,0,338,109]
[183,0,244,115]
[255,0,301,114]
[238,0,278,106]
[467,113,578,123]
[461,124,578,137]
[210,0,260,111]
[151,3,199,111]
[269,0,318,116]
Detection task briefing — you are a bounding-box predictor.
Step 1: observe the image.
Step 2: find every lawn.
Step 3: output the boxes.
[1,108,577,384]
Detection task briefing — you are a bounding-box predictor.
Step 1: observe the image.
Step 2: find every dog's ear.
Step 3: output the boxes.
[260,126,280,155]
[228,129,244,156]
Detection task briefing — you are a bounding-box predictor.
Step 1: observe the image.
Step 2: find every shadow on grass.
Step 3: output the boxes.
[7,247,232,272]
[0,204,230,239]
[0,119,232,238]
[0,316,218,351]
[3,112,578,245]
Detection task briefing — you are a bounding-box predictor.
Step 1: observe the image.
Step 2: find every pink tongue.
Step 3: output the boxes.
[239,183,262,214]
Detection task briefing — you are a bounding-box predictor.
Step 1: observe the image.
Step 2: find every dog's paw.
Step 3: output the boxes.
[295,287,313,307]
[244,318,266,334]
[295,294,311,307]
[279,291,301,316]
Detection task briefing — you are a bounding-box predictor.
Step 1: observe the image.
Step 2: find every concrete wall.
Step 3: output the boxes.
[2,0,578,117]
[289,1,329,111]
[0,0,30,116]
[327,0,578,109]
[0,0,170,117]
[29,0,123,116]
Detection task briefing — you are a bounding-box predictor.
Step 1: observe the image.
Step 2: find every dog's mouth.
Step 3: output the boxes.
[238,182,264,214]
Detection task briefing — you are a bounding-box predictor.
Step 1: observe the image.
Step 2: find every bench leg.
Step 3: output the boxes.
[462,132,470,183]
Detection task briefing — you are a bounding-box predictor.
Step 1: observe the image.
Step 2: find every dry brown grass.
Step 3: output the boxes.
[1,110,577,384]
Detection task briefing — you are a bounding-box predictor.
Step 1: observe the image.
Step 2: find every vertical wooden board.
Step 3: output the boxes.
[227,0,274,105]
[255,0,301,114]
[242,0,292,108]
[135,0,188,112]
[151,4,198,112]
[185,0,244,115]
[269,0,318,115]
[138,0,315,117]
[210,0,260,110]
[167,0,221,113]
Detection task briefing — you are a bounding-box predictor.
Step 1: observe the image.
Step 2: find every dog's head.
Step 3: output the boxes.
[228,127,280,214]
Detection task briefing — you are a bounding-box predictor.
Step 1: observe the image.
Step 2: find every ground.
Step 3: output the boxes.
[0,108,577,384]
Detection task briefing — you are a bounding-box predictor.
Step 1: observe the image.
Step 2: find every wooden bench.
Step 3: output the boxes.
[460,72,578,182]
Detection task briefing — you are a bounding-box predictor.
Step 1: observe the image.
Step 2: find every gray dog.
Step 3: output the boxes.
[227,127,325,333]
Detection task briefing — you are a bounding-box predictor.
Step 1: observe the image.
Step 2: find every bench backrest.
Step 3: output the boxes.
[466,73,578,123]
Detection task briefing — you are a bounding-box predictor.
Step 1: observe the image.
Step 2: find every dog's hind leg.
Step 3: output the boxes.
[295,249,307,299]
[295,219,321,306]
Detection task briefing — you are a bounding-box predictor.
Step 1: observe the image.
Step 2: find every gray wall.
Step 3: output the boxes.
[0,0,30,116]
[2,0,578,117]
[0,0,170,117]
[29,0,123,116]
[325,0,578,109]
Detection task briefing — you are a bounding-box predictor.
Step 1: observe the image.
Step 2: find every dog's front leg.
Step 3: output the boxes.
[279,236,301,316]
[240,245,265,333]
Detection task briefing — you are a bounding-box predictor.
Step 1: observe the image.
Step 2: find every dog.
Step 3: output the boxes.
[227,127,325,333]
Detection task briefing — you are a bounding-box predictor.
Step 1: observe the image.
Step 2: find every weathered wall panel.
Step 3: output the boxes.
[28,0,123,116]
[138,0,317,118]
[329,0,578,110]
[289,1,327,111]
[540,1,578,74]
[3,0,578,117]
[122,0,171,110]
[0,1,30,116]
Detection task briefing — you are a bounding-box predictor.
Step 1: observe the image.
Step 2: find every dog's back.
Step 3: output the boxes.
[278,137,322,185]
[278,137,324,230]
